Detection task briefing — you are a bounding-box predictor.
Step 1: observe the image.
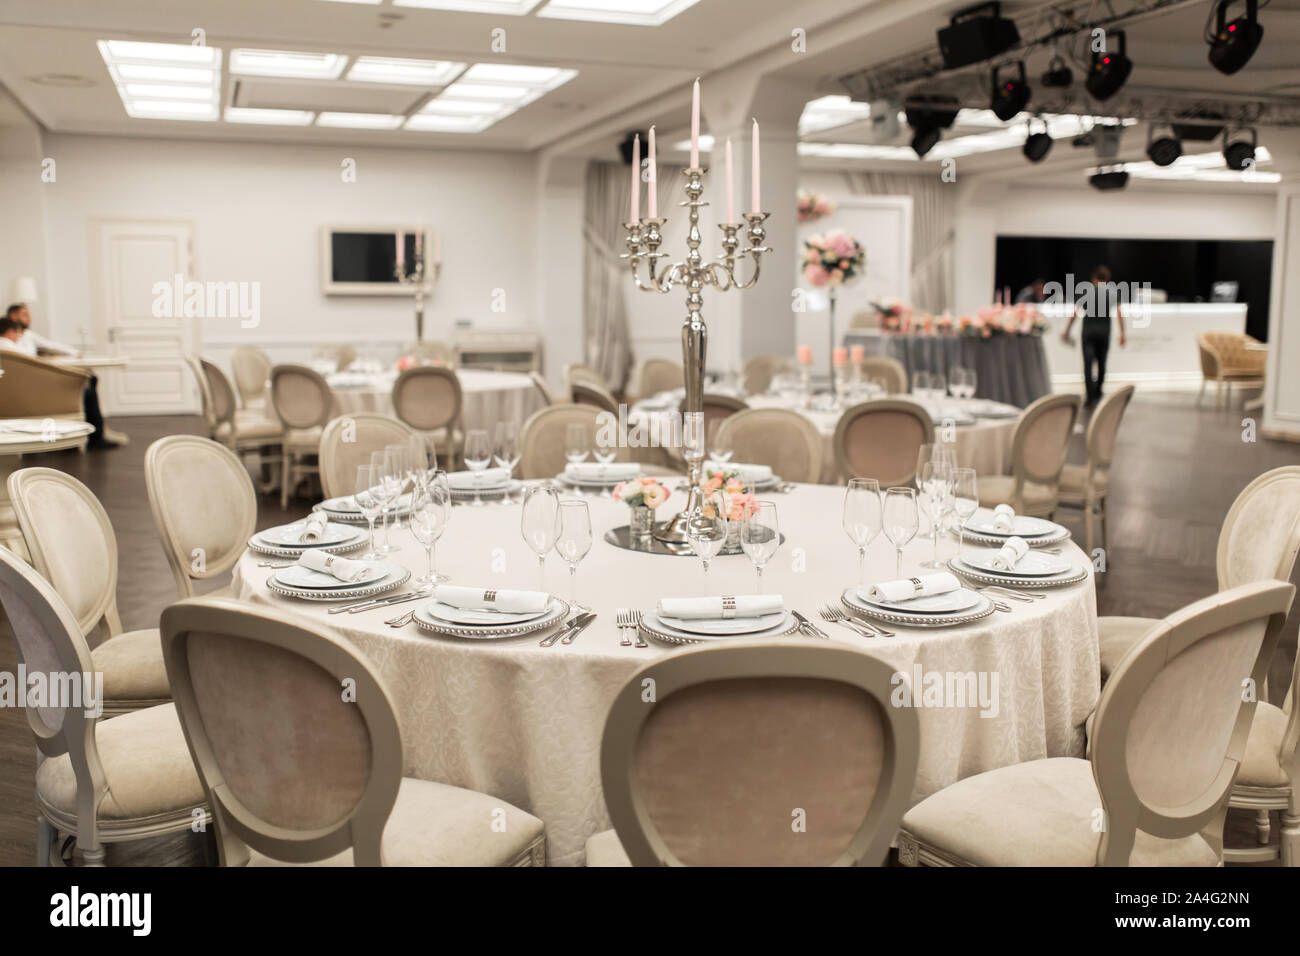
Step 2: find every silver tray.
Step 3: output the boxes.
[412,597,570,639]
[947,556,1089,589]
[638,610,801,645]
[603,525,785,558]
[267,566,411,601]
[841,588,996,628]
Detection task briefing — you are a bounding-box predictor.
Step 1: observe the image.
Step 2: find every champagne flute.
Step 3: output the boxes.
[409,473,451,589]
[463,428,491,507]
[687,487,729,579]
[951,467,979,561]
[917,459,952,569]
[883,486,918,578]
[842,477,882,586]
[384,443,410,532]
[521,483,560,591]
[740,501,780,593]
[371,450,401,554]
[354,463,384,560]
[555,499,593,612]
[494,421,521,502]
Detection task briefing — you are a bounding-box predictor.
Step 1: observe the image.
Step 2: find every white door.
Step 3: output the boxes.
[90,219,199,415]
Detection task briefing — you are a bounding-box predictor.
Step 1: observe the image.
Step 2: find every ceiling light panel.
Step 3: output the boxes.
[225,107,317,126]
[392,1,545,13]
[97,40,221,121]
[230,49,347,80]
[419,62,577,132]
[316,112,405,129]
[799,95,871,135]
[537,0,701,26]
[346,57,465,86]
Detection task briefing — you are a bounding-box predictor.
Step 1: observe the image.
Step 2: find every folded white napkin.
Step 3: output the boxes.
[565,462,641,480]
[447,468,510,489]
[433,585,550,613]
[298,512,329,543]
[991,504,1015,532]
[864,572,960,604]
[296,549,373,582]
[657,595,783,620]
[706,460,773,483]
[988,536,1029,572]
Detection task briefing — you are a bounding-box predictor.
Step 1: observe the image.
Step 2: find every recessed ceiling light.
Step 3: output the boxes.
[113,64,215,83]
[102,40,218,65]
[391,0,544,13]
[126,100,221,120]
[225,107,317,126]
[98,40,220,121]
[316,112,405,129]
[230,49,347,80]
[538,0,701,26]
[346,56,465,86]
[672,133,715,152]
[431,82,530,101]
[459,63,574,86]
[124,83,215,100]
[405,113,495,132]
[421,98,504,114]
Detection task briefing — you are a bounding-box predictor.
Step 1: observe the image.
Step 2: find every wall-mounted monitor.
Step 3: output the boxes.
[320,225,434,296]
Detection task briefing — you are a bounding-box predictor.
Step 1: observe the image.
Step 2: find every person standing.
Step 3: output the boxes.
[1060,265,1127,407]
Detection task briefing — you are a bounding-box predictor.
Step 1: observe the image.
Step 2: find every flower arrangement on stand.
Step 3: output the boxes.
[613,477,671,538]
[796,190,836,224]
[875,300,1048,337]
[802,230,867,401]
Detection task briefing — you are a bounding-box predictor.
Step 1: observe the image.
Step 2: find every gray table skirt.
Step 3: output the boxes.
[845,331,1052,408]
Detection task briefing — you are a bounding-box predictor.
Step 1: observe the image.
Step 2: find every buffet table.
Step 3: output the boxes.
[233,482,1099,866]
[327,367,544,434]
[851,333,1052,409]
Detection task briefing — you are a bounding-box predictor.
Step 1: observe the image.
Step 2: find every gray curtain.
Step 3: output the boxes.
[583,160,685,393]
[841,171,955,316]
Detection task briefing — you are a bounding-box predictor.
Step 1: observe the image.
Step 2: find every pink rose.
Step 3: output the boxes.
[804,263,829,286]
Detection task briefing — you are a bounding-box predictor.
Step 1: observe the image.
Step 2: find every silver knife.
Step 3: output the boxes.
[540,612,592,647]
[791,611,829,639]
[326,591,418,614]
[561,612,597,644]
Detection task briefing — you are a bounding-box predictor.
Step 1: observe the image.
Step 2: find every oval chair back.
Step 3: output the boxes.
[833,399,934,486]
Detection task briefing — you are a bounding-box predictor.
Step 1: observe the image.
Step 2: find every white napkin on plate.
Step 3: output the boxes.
[299,512,329,543]
[433,585,549,613]
[657,594,783,620]
[296,549,373,582]
[565,462,641,481]
[991,504,1015,532]
[446,468,510,489]
[988,536,1029,571]
[706,460,773,483]
[864,572,960,604]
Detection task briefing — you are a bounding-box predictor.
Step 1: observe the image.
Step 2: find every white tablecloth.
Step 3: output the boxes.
[233,483,1098,866]
[328,368,543,435]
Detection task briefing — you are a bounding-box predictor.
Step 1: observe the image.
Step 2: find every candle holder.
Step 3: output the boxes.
[622,166,771,543]
[393,254,442,343]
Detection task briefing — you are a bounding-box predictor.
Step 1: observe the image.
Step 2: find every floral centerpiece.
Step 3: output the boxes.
[700,469,759,548]
[612,476,671,537]
[876,301,1048,338]
[796,190,835,224]
[802,230,865,287]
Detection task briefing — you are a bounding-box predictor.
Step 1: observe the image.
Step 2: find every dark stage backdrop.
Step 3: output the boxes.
[994,236,1274,341]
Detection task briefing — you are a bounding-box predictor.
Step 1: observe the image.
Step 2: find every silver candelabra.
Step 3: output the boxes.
[622,166,770,543]
[393,255,441,342]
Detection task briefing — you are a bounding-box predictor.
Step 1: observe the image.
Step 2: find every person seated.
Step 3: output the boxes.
[4,302,122,448]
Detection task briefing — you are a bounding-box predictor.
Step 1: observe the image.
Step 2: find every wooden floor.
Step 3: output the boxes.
[1,390,1296,866]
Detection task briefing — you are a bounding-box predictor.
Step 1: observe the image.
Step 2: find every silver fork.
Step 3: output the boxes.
[819,605,876,639]
[632,609,648,648]
[615,608,633,647]
[822,604,894,638]
[385,609,415,627]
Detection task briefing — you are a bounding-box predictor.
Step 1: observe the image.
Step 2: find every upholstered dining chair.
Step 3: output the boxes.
[1196,331,1266,409]
[390,365,463,466]
[0,546,209,866]
[269,363,333,508]
[0,351,89,423]
[571,381,619,415]
[319,413,419,499]
[564,362,610,394]
[859,355,908,394]
[230,345,272,411]
[832,399,934,487]
[636,357,683,400]
[584,642,919,866]
[742,355,794,396]
[528,371,554,406]
[518,404,629,480]
[144,435,258,600]
[976,392,1081,518]
[714,408,823,485]
[1057,384,1135,554]
[159,597,546,866]
[680,393,748,434]
[188,356,282,491]
[8,468,169,717]
[897,580,1294,867]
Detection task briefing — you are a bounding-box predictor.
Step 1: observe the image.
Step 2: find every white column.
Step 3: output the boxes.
[1263,177,1300,442]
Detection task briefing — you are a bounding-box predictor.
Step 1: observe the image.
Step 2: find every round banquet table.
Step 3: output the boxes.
[875,334,1051,409]
[233,483,1099,866]
[327,368,544,435]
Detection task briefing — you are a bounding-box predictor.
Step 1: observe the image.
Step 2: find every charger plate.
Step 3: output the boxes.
[637,610,799,645]
[267,561,410,601]
[841,587,996,628]
[948,556,1089,589]
[413,597,570,639]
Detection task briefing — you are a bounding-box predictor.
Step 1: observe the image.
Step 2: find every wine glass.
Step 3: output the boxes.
[740,501,780,593]
[521,483,560,591]
[494,421,521,502]
[917,459,952,569]
[930,371,948,415]
[371,449,402,554]
[555,499,593,612]
[964,366,979,401]
[384,443,411,532]
[463,428,491,507]
[708,419,734,466]
[687,487,729,579]
[353,463,384,560]
[407,435,433,495]
[842,477,882,586]
[591,422,618,481]
[409,473,451,589]
[882,486,918,578]
[951,467,979,560]
[915,443,956,494]
[564,423,590,468]
[911,370,931,401]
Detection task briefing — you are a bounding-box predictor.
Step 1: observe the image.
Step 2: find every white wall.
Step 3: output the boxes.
[40,133,541,370]
[0,89,49,327]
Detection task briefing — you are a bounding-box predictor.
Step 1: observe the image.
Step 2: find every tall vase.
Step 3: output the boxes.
[827,287,838,400]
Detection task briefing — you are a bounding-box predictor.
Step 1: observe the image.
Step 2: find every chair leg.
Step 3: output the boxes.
[1255,808,1271,845]
[280,451,292,510]
[1217,379,1225,409]
[1282,809,1299,867]
[1099,496,1108,553]
[1084,496,1095,556]
[1197,379,1206,407]
[36,816,55,867]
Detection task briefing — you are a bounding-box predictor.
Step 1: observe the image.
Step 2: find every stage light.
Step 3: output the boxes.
[905,94,959,157]
[1085,30,1132,100]
[991,61,1030,121]
[1146,124,1182,166]
[1089,167,1129,190]
[1041,55,1073,88]
[937,1,1020,69]
[1172,109,1225,141]
[1208,0,1263,75]
[1023,116,1052,162]
[1223,128,1257,170]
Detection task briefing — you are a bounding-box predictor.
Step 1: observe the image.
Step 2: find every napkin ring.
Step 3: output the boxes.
[721,596,737,619]
[324,556,335,569]
[909,577,923,593]
[484,589,498,603]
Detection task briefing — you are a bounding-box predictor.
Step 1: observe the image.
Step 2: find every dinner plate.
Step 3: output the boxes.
[930,413,977,427]
[858,587,983,614]
[557,471,636,488]
[425,602,548,626]
[948,556,1089,589]
[657,610,787,635]
[266,562,410,602]
[963,509,1056,537]
[318,493,414,517]
[254,521,362,549]
[962,548,1073,577]
[841,587,996,628]
[271,561,392,590]
[638,610,800,645]
[413,597,569,639]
